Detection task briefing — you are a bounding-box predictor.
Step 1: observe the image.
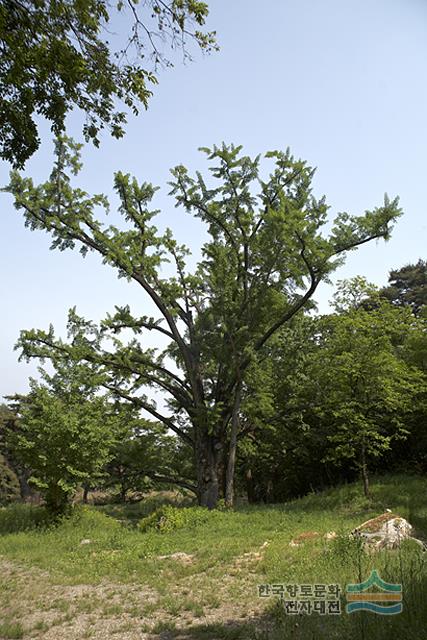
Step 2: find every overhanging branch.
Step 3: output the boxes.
[145,472,197,494]
[102,383,194,447]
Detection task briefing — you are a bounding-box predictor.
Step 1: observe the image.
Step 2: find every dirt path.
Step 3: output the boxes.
[0,556,270,639]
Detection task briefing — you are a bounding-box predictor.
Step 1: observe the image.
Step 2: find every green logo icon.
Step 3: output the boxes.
[346,570,402,615]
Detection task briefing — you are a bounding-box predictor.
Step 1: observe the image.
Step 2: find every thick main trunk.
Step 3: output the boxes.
[196,434,221,509]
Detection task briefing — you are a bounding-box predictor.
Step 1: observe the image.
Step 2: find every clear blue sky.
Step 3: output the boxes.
[1,0,426,398]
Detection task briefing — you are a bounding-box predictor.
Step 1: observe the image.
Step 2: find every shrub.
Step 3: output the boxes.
[138,505,216,533]
[58,505,123,533]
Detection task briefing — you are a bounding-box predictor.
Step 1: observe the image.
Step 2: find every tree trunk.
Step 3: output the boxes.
[17,468,32,501]
[225,381,242,508]
[82,484,89,504]
[266,479,273,503]
[218,451,226,500]
[120,484,127,503]
[196,434,221,509]
[45,482,70,516]
[245,468,256,503]
[361,444,370,497]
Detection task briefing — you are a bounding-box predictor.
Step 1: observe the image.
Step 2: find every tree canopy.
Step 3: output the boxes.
[0,0,216,167]
[9,361,128,514]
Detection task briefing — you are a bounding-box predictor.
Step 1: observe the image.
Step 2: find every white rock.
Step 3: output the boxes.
[157,552,194,563]
[352,512,425,551]
[325,531,337,541]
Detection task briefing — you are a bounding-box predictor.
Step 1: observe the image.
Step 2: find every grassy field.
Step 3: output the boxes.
[0,474,426,639]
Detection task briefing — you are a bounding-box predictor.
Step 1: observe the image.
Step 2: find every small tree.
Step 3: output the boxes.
[238,315,332,503]
[309,283,426,496]
[7,140,402,507]
[12,381,120,515]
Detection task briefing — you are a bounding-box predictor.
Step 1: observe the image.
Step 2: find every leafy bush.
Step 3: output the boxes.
[138,505,216,533]
[12,383,121,515]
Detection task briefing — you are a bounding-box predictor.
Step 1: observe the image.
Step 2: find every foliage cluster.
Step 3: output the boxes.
[0,0,216,166]
[137,504,215,532]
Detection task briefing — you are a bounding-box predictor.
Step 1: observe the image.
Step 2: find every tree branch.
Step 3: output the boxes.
[102,383,194,446]
[145,472,197,494]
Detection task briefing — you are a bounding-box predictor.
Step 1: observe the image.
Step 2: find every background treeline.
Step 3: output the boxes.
[1,259,425,512]
[233,259,427,502]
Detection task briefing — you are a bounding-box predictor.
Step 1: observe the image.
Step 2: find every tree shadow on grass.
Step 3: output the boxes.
[149,607,427,640]
[151,581,427,640]
[150,612,275,640]
[150,564,427,640]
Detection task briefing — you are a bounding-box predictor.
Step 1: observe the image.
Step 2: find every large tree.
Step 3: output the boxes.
[7,139,402,508]
[0,0,216,167]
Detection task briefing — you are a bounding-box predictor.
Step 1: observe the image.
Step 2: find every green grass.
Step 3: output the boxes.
[0,503,51,534]
[0,622,24,639]
[0,474,426,639]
